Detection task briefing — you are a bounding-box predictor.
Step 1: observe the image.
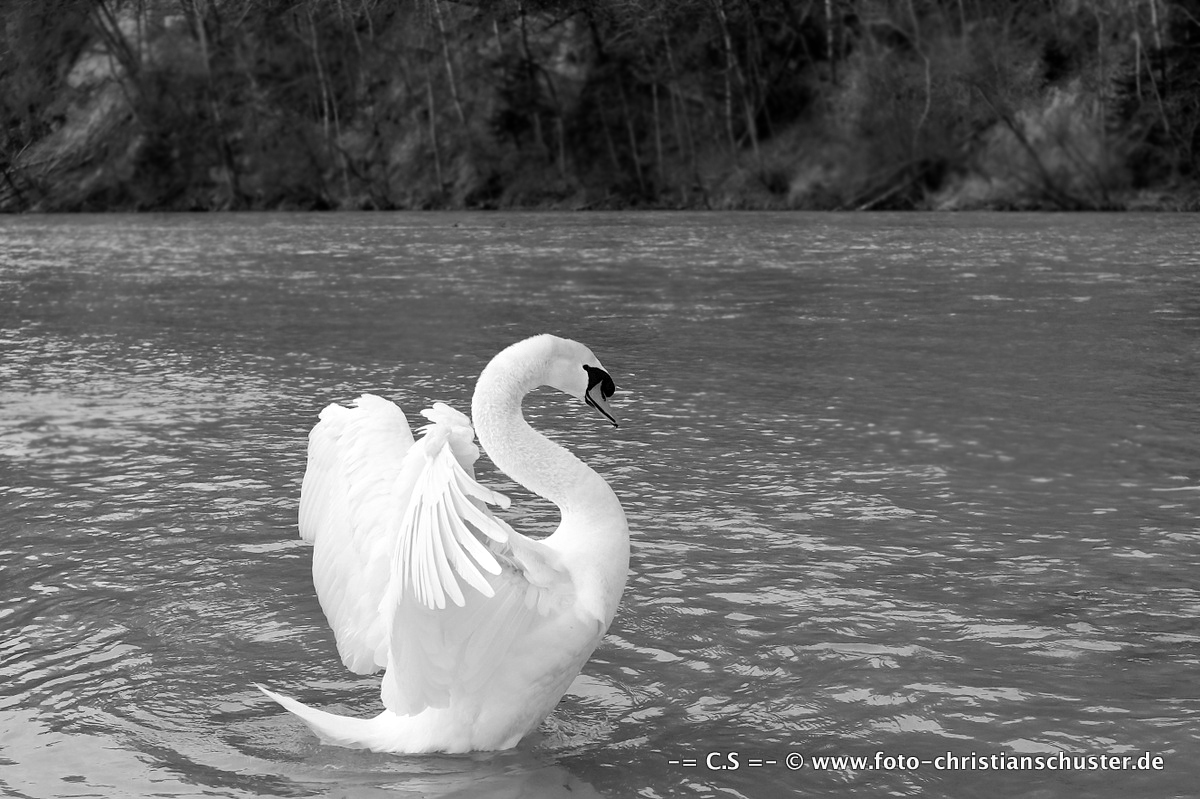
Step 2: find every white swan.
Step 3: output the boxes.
[258,334,630,753]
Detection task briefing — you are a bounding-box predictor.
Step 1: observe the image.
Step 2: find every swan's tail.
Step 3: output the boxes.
[256,684,384,750]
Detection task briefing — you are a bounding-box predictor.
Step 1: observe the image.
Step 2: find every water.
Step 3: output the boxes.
[2,212,1199,799]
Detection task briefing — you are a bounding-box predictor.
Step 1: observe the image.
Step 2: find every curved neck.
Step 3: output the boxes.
[471,353,616,518]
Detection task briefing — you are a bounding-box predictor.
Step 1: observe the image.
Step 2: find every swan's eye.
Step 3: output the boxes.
[583,365,616,399]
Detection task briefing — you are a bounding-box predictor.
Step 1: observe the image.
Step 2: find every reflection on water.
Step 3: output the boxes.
[2,212,1200,798]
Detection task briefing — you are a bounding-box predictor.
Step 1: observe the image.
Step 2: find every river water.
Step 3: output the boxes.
[2,212,1199,799]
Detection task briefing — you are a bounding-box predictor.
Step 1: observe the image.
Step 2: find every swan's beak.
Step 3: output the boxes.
[583,366,618,428]
[586,386,618,427]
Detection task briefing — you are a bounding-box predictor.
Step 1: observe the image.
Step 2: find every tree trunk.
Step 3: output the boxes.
[617,80,645,193]
[652,82,664,189]
[713,0,738,153]
[713,0,760,160]
[825,0,837,84]
[426,72,444,195]
[431,0,467,126]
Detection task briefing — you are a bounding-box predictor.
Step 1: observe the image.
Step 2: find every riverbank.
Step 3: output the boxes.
[3,1,1199,213]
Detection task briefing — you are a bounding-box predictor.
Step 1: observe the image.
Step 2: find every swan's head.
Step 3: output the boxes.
[536,335,619,428]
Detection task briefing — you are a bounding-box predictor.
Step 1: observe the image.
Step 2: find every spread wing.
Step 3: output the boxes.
[296,394,577,710]
[299,394,414,673]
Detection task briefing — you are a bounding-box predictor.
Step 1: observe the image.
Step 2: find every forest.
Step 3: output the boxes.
[1,0,1198,211]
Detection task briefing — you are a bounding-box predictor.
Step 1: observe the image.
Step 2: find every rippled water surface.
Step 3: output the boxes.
[3,212,1200,798]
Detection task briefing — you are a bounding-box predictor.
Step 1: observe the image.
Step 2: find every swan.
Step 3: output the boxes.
[258,334,630,753]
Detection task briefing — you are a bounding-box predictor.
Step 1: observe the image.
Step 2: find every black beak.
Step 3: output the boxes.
[583,365,618,428]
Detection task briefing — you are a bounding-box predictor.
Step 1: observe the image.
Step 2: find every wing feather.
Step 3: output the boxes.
[298,394,415,674]
[430,499,461,608]
[380,440,579,715]
[394,432,508,610]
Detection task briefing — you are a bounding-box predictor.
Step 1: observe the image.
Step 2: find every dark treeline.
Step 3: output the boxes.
[2,0,1199,211]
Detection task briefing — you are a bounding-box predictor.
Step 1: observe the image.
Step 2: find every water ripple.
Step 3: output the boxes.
[3,213,1200,797]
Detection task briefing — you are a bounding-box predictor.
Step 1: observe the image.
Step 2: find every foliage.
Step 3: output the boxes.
[1,0,1198,210]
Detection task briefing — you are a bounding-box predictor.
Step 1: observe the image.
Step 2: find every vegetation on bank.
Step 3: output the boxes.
[2,0,1199,212]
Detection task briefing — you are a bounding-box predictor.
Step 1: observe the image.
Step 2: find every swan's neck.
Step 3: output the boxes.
[471,342,630,627]
[471,355,619,523]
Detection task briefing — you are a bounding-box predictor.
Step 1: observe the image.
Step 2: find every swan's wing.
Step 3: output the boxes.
[386,403,513,611]
[297,393,415,674]
[374,410,581,716]
[298,395,581,711]
[380,530,579,716]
